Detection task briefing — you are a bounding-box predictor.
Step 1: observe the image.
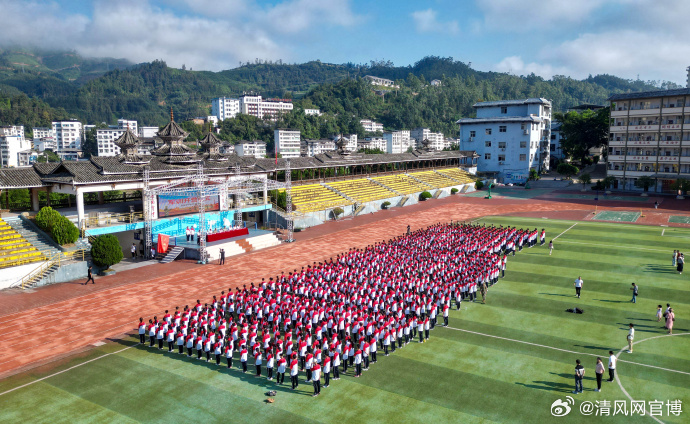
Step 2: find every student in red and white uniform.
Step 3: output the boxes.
[166,327,175,352]
[369,336,377,363]
[254,350,262,377]
[186,333,194,357]
[214,340,223,365]
[204,335,213,362]
[290,354,300,389]
[332,349,341,380]
[156,324,165,350]
[265,351,274,380]
[305,352,314,383]
[277,355,287,384]
[195,333,204,359]
[224,341,233,368]
[418,319,425,343]
[176,330,185,354]
[240,345,248,373]
[311,362,321,397]
[138,318,146,344]
[323,355,331,388]
[443,304,450,327]
[354,348,362,377]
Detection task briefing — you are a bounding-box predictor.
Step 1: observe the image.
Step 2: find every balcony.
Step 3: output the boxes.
[628,107,660,116]
[627,124,659,132]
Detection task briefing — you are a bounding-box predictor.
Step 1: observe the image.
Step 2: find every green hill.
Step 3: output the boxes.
[0,53,680,134]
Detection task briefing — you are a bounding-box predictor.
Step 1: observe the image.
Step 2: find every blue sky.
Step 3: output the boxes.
[1,0,689,84]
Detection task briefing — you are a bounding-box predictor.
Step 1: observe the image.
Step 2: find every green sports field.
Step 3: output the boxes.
[1,217,688,424]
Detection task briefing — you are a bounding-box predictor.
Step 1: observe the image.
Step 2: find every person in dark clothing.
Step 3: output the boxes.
[573,359,585,394]
[219,248,225,265]
[83,266,95,285]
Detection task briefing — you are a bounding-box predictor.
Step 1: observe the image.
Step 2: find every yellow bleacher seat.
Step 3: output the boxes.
[0,218,45,269]
[326,178,396,203]
[408,171,458,189]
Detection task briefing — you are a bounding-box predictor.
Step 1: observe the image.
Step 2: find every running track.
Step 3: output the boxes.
[0,194,686,378]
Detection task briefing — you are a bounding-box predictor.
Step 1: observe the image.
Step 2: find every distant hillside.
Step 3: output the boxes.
[0,54,680,131]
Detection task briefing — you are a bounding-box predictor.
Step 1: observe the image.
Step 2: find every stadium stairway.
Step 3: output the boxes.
[5,217,61,258]
[161,246,184,264]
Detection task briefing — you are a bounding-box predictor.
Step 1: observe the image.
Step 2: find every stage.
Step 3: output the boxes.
[166,228,273,250]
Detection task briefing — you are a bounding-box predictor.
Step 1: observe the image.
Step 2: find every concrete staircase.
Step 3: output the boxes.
[433,190,443,199]
[244,234,281,251]
[161,246,184,263]
[4,217,61,257]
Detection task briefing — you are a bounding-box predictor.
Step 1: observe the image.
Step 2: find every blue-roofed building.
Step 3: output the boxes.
[458,98,552,183]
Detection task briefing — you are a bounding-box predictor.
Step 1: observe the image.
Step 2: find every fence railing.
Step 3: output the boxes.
[15,249,89,289]
[83,212,144,228]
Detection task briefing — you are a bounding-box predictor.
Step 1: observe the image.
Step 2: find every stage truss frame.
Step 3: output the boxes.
[143,161,294,262]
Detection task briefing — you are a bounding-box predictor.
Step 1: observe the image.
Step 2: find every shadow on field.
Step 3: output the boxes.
[594,299,626,303]
[539,293,574,298]
[573,343,613,351]
[515,381,572,393]
[644,264,677,274]
[110,337,313,397]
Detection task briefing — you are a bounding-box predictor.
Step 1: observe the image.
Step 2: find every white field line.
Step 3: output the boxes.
[614,333,690,424]
[662,229,665,236]
[556,240,669,254]
[0,343,139,398]
[444,327,690,376]
[553,223,578,240]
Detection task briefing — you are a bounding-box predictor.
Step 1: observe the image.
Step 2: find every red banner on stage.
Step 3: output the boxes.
[157,234,170,254]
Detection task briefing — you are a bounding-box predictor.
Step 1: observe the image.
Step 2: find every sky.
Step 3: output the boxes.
[1,0,688,84]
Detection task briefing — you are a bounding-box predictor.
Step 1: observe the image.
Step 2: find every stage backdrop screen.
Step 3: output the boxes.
[157,194,220,218]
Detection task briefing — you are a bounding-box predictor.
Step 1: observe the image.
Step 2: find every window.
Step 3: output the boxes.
[521,123,526,130]
[550,144,555,152]
[520,141,527,148]
[485,128,492,135]
[500,106,507,114]
[469,130,476,138]
[530,154,534,161]
[520,154,526,161]
[498,142,506,149]
[498,155,505,161]
[499,125,507,133]
[485,141,492,147]
[484,153,491,160]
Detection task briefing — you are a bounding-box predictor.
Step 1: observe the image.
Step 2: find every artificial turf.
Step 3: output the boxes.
[0,217,688,424]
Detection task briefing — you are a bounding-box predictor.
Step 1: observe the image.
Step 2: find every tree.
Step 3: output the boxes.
[557,162,579,179]
[602,176,616,191]
[634,176,655,193]
[37,149,60,163]
[91,234,124,269]
[331,207,344,220]
[51,216,79,245]
[419,191,432,200]
[579,172,592,189]
[670,179,690,196]
[554,107,610,161]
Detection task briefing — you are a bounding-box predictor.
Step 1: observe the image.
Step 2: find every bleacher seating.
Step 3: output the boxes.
[0,218,44,268]
[436,168,475,184]
[289,184,351,213]
[326,178,397,203]
[372,174,430,195]
[407,170,458,189]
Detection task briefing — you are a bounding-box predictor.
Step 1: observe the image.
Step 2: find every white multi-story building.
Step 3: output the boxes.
[139,126,159,138]
[32,127,54,141]
[607,88,690,192]
[549,121,565,162]
[458,98,552,184]
[0,125,25,140]
[212,97,241,121]
[96,120,141,156]
[0,129,31,167]
[363,75,399,88]
[235,140,267,158]
[52,120,82,151]
[240,95,293,120]
[117,119,137,133]
[384,130,412,154]
[332,134,358,152]
[274,129,301,158]
[18,150,37,167]
[304,109,321,116]
[357,137,387,152]
[34,138,58,152]
[360,119,384,133]
[410,128,445,150]
[302,139,336,157]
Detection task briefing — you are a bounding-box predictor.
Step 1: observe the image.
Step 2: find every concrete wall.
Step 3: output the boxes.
[36,261,88,287]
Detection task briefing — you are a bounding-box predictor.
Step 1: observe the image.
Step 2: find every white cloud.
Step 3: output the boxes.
[495,56,567,79]
[411,9,459,35]
[0,0,362,71]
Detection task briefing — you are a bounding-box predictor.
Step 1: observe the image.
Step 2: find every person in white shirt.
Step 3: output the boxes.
[574,277,583,298]
[627,323,634,353]
[607,350,616,382]
[311,363,321,397]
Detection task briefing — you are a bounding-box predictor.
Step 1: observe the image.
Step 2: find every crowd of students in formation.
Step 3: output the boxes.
[138,222,544,396]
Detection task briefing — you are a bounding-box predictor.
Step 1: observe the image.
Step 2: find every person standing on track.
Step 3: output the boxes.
[138,317,146,344]
[83,265,95,285]
[574,276,583,298]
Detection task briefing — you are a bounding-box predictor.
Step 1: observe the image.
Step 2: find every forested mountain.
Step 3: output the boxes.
[0,54,679,137]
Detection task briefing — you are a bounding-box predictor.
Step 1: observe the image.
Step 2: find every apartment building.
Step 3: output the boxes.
[607,88,690,192]
[357,137,387,152]
[363,75,399,88]
[211,97,241,120]
[384,130,411,154]
[96,119,140,157]
[52,120,82,151]
[301,139,336,157]
[32,127,54,141]
[0,127,31,167]
[240,95,293,120]
[410,127,445,150]
[458,98,551,183]
[234,140,267,158]
[274,129,301,158]
[304,109,321,116]
[360,119,384,133]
